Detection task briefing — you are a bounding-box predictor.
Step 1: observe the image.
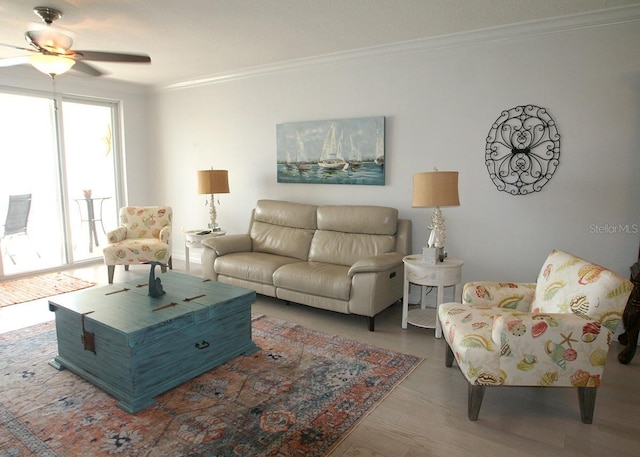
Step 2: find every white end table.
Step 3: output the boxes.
[184,229,226,272]
[401,255,463,338]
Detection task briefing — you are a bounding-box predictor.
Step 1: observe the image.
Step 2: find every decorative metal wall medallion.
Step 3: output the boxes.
[485,105,560,195]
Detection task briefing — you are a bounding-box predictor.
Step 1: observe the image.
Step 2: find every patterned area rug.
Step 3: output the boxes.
[0,315,422,457]
[0,273,95,308]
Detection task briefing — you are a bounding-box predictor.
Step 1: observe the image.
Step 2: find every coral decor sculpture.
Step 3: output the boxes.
[427,206,446,249]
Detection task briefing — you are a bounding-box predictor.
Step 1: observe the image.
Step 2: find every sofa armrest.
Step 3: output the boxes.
[463,282,536,311]
[107,226,126,243]
[348,252,404,277]
[202,234,252,256]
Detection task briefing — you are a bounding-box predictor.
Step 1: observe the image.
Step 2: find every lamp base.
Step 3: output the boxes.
[208,194,220,232]
[421,247,439,264]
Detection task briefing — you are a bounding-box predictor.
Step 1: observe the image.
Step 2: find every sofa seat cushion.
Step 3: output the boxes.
[273,261,351,301]
[214,252,302,285]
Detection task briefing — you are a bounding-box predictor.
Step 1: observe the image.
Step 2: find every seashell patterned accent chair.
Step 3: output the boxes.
[102,206,173,284]
[438,249,633,423]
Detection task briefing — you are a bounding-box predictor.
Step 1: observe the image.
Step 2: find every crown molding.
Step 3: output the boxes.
[160,4,640,91]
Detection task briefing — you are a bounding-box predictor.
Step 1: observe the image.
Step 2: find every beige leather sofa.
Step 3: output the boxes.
[201,199,412,330]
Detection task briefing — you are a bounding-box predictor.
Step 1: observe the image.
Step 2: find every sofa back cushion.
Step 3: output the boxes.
[532,249,632,332]
[250,200,317,260]
[309,205,398,266]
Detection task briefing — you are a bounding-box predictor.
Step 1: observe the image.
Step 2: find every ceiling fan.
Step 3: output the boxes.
[0,6,151,78]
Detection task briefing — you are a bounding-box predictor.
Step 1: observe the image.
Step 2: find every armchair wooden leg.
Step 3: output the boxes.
[107,265,115,284]
[445,343,454,367]
[578,387,597,424]
[468,384,485,421]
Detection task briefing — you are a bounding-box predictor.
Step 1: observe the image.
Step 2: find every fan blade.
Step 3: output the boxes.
[72,60,106,77]
[74,50,151,63]
[0,42,37,53]
[0,55,30,67]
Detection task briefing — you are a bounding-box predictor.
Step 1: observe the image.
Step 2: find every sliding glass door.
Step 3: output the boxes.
[0,91,121,278]
[0,93,63,275]
[62,100,119,263]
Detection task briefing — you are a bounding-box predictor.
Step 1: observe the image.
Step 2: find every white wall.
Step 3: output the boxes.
[152,11,640,285]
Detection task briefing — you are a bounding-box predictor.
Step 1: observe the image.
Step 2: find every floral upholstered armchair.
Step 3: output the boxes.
[102,206,172,283]
[438,249,632,423]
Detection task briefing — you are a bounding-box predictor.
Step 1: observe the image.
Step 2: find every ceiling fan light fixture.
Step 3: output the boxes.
[28,54,75,77]
[0,6,150,79]
[26,28,74,52]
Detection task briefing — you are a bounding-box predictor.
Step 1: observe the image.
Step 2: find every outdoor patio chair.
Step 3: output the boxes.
[1,193,40,264]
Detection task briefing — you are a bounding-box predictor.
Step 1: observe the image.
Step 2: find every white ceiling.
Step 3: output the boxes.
[0,0,638,87]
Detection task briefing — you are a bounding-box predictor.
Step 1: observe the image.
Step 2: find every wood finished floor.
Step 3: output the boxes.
[1,260,639,456]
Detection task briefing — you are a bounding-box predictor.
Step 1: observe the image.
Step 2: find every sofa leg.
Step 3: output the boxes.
[107,265,115,284]
[124,265,129,271]
[445,343,454,367]
[367,316,375,332]
[468,384,485,421]
[578,387,597,424]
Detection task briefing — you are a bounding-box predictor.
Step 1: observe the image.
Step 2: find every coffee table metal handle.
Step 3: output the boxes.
[195,340,210,349]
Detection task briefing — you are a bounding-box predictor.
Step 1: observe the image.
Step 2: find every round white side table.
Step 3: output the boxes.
[184,229,226,272]
[401,254,464,338]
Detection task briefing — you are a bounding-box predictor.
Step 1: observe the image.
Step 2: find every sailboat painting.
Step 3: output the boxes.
[276,116,385,185]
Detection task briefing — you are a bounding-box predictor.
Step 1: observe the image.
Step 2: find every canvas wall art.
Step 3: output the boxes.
[276,116,385,185]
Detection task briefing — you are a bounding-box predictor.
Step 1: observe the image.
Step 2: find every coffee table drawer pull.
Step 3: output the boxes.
[195,340,210,349]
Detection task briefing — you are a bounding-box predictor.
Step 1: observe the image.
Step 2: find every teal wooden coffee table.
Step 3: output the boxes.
[48,271,258,413]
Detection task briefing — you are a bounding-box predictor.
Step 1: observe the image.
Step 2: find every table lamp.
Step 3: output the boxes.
[197,169,229,231]
[412,170,460,263]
